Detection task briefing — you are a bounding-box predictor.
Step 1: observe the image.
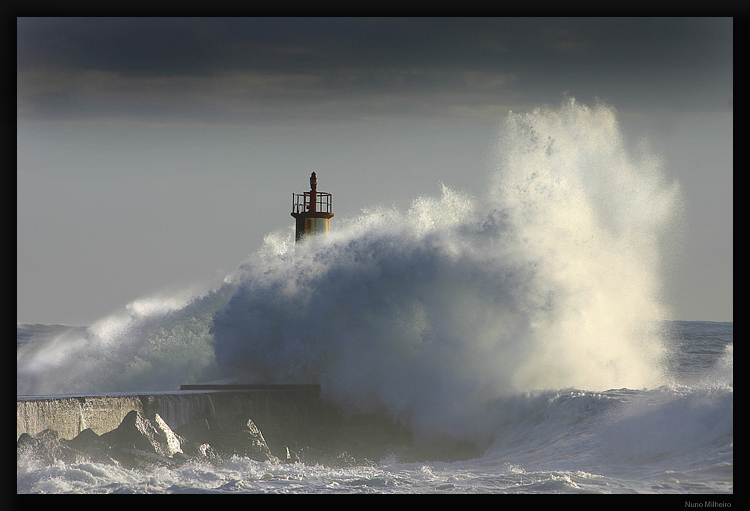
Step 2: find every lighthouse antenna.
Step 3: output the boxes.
[309,172,317,213]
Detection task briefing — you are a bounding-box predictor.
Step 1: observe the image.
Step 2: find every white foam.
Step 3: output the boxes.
[211,98,683,442]
[17,98,683,441]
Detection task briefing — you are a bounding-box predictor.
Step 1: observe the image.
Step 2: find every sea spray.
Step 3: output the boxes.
[17,285,231,395]
[211,98,683,443]
[17,98,683,445]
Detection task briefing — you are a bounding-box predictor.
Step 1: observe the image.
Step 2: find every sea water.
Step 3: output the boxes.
[17,99,732,494]
[17,321,732,494]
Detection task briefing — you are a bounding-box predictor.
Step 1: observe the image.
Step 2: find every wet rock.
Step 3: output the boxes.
[17,431,51,464]
[17,432,34,449]
[172,418,225,463]
[212,415,279,463]
[100,410,182,457]
[190,442,223,465]
[68,428,118,465]
[106,446,180,470]
[152,413,183,456]
[68,427,102,450]
[18,409,291,470]
[280,445,301,464]
[293,445,364,468]
[17,428,92,466]
[171,451,190,465]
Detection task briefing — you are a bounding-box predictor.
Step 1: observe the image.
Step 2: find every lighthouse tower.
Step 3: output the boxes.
[291,172,334,242]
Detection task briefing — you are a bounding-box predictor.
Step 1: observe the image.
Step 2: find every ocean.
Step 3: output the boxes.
[17,321,732,494]
[17,99,732,494]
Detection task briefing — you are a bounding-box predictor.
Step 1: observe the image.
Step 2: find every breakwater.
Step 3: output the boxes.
[17,386,351,456]
[17,386,322,443]
[17,386,477,465]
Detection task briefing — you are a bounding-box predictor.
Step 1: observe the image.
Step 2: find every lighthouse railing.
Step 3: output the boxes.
[292,191,333,214]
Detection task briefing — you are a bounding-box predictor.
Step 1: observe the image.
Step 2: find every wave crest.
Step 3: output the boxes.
[211,98,682,440]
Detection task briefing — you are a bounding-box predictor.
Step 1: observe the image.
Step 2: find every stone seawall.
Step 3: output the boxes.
[18,387,331,451]
[18,395,145,441]
[17,387,480,463]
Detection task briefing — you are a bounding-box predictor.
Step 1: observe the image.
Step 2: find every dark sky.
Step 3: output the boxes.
[17,17,733,324]
[18,18,732,122]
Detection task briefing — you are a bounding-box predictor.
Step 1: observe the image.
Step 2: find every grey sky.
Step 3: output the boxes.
[17,17,733,325]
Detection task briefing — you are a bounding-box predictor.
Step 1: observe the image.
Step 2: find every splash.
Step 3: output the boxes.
[17,285,231,395]
[18,99,682,443]
[211,98,683,441]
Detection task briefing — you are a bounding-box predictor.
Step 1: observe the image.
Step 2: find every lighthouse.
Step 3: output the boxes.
[291,172,334,242]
